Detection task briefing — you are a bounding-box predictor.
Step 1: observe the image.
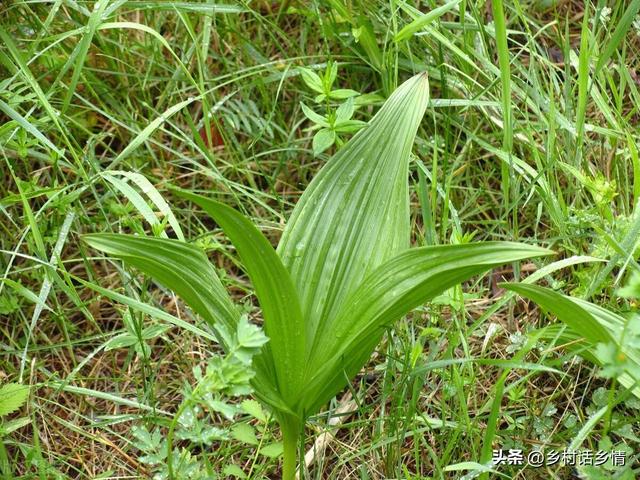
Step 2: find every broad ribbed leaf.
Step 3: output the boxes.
[84,234,238,331]
[503,283,640,397]
[278,73,430,353]
[173,191,305,406]
[303,243,552,413]
[503,284,611,344]
[83,234,289,412]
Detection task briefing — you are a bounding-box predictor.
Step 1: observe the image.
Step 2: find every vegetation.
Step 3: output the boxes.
[1,1,640,479]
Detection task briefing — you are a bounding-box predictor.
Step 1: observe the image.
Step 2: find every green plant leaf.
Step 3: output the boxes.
[76,276,218,343]
[335,97,355,123]
[104,334,138,351]
[352,15,382,70]
[84,74,551,478]
[503,283,640,397]
[231,423,258,445]
[0,383,29,417]
[300,102,329,127]
[298,67,324,94]
[395,0,462,42]
[60,0,108,113]
[1,416,30,435]
[303,243,552,412]
[260,442,284,458]
[232,316,269,368]
[172,192,305,409]
[595,2,640,75]
[241,399,267,423]
[334,119,366,133]
[223,464,247,479]
[325,61,338,90]
[312,128,336,155]
[502,283,612,344]
[278,73,430,356]
[0,99,63,155]
[103,170,185,240]
[83,234,238,333]
[327,88,360,99]
[141,324,170,340]
[110,96,196,167]
[82,234,288,413]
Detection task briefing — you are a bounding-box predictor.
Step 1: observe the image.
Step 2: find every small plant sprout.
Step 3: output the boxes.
[85,73,551,479]
[298,61,360,103]
[298,62,366,155]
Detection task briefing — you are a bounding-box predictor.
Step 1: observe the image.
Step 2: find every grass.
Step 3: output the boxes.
[1,0,640,478]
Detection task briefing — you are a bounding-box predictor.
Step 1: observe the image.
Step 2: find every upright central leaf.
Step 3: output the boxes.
[278,73,430,352]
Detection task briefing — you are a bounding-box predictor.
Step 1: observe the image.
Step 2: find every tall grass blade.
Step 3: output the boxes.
[395,0,462,42]
[60,0,108,113]
[490,0,513,217]
[108,171,185,240]
[595,1,640,75]
[575,5,591,157]
[0,99,63,156]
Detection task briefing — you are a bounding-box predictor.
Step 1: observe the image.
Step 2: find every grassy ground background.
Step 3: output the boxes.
[1,0,640,478]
